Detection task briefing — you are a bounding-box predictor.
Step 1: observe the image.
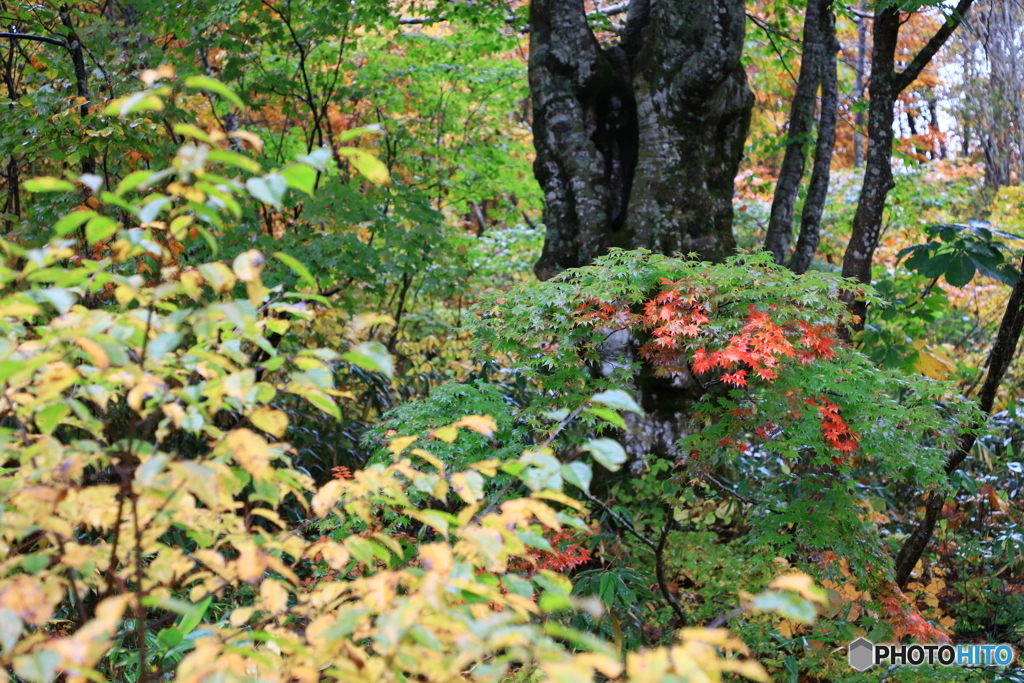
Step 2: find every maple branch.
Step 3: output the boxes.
[895,0,975,92]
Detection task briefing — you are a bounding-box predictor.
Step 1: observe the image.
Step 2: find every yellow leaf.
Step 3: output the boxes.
[236,545,268,585]
[769,572,829,604]
[451,471,484,505]
[411,448,445,473]
[74,338,109,370]
[913,342,957,380]
[319,541,350,570]
[162,403,186,427]
[227,428,272,480]
[431,425,458,443]
[312,479,344,518]
[469,458,500,477]
[250,407,288,438]
[336,147,390,185]
[260,579,288,614]
[229,607,254,627]
[452,414,497,437]
[37,362,79,402]
[94,595,128,630]
[387,435,417,457]
[232,249,265,282]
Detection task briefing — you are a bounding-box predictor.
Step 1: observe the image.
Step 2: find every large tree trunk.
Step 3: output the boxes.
[529,0,753,459]
[841,0,974,330]
[530,0,753,282]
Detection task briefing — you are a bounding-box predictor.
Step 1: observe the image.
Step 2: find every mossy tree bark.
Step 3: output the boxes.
[529,0,753,282]
[529,0,753,460]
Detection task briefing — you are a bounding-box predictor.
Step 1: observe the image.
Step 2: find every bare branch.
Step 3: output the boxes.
[0,31,65,47]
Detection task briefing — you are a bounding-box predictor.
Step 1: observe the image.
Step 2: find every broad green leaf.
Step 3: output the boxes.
[590,389,642,414]
[85,215,118,243]
[297,147,332,170]
[184,75,245,109]
[173,123,212,143]
[53,209,96,236]
[23,176,75,193]
[337,124,383,142]
[945,252,976,287]
[751,590,817,623]
[246,174,287,207]
[139,196,172,224]
[337,147,390,184]
[561,462,592,494]
[13,650,60,683]
[582,438,627,472]
[115,170,157,196]
[274,251,316,289]
[0,608,21,653]
[157,627,184,649]
[585,406,625,429]
[280,163,317,196]
[342,342,393,379]
[208,149,263,174]
[179,596,212,634]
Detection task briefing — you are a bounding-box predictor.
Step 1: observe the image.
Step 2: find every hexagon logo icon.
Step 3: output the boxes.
[848,638,875,671]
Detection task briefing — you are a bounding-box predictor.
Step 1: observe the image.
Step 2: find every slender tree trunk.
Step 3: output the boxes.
[59,5,95,176]
[894,256,1024,587]
[2,41,19,234]
[841,0,974,330]
[790,7,838,275]
[530,0,753,281]
[852,1,868,168]
[764,0,834,267]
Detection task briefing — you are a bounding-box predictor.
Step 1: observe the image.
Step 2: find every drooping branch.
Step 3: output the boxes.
[894,257,1024,588]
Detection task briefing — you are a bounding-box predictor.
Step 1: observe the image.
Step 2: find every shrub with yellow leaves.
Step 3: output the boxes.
[0,80,824,683]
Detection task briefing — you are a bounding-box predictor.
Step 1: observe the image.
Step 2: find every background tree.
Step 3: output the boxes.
[840,0,975,327]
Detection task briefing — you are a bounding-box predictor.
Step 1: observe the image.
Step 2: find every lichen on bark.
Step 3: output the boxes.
[530,0,753,281]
